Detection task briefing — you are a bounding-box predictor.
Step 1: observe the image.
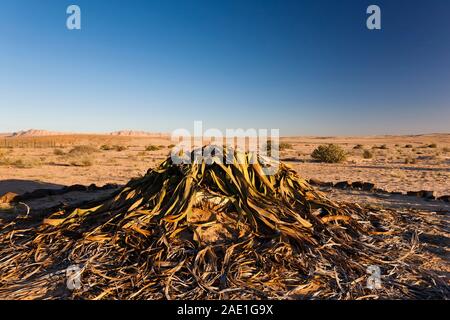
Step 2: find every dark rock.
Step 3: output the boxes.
[438,195,450,202]
[309,178,322,185]
[390,192,404,195]
[362,182,375,191]
[309,179,333,187]
[374,188,387,193]
[334,181,350,189]
[420,190,436,200]
[351,181,364,189]
[407,190,436,199]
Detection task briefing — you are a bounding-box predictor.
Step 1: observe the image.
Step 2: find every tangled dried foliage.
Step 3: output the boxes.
[0,146,448,300]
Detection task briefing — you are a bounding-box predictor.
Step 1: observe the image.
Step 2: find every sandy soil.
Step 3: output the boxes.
[0,133,449,197]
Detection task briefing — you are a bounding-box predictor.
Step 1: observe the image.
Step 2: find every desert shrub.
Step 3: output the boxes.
[101,145,127,151]
[70,157,94,167]
[443,147,450,153]
[372,144,388,150]
[168,144,176,149]
[12,159,26,168]
[100,144,113,151]
[311,144,347,163]
[80,158,94,167]
[69,145,98,155]
[404,144,413,148]
[279,142,293,151]
[10,159,38,168]
[353,144,364,149]
[263,141,292,153]
[405,157,417,164]
[363,149,373,159]
[428,143,437,148]
[0,157,39,168]
[114,145,127,152]
[53,149,65,156]
[145,145,161,151]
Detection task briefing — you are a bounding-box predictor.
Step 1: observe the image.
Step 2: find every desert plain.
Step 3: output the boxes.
[1,131,449,223]
[0,130,449,299]
[0,132,449,198]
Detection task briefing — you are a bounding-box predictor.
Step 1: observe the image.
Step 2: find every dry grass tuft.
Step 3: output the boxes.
[145,145,161,151]
[101,145,127,152]
[70,157,94,167]
[363,149,373,159]
[69,145,98,156]
[53,149,65,156]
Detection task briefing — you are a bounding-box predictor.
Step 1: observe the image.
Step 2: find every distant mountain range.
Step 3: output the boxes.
[2,129,167,137]
[108,130,166,137]
[8,129,69,137]
[1,129,448,138]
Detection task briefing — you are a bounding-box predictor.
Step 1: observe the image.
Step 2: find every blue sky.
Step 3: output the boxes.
[1,0,449,135]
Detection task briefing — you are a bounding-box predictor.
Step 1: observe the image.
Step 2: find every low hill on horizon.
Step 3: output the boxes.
[4,129,167,138]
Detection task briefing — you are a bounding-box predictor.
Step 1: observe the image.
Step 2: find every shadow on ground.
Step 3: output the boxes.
[320,187,450,212]
[0,179,65,195]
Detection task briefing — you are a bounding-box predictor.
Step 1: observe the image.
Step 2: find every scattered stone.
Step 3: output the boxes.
[437,195,450,202]
[362,182,375,191]
[407,190,436,200]
[309,179,333,187]
[309,178,322,185]
[334,181,350,189]
[351,181,364,189]
[420,190,436,200]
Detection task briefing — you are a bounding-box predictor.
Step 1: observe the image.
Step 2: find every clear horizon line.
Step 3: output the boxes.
[1,128,449,138]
